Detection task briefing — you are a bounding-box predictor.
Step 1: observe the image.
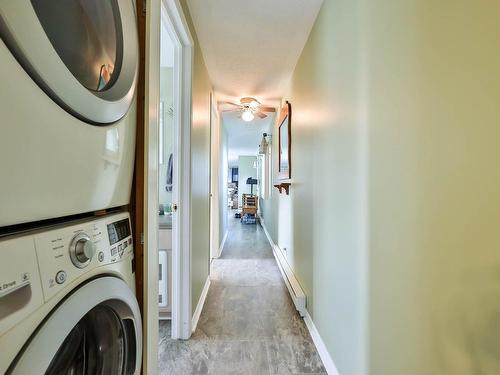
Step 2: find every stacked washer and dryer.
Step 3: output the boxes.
[0,1,142,374]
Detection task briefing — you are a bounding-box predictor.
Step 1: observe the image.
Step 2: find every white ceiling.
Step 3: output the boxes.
[186,0,323,100]
[186,0,322,167]
[224,112,275,167]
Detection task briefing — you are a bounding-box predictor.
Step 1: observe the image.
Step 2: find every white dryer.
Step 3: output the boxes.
[0,212,142,374]
[0,1,139,227]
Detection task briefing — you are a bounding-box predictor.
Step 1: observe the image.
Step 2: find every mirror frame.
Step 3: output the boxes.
[278,101,292,180]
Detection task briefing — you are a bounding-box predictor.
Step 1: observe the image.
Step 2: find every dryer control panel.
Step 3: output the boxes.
[34,212,134,301]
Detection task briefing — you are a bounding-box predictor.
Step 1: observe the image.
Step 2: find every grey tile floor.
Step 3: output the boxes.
[158,214,326,374]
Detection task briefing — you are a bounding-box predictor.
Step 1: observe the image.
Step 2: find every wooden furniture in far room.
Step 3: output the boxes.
[242,194,258,215]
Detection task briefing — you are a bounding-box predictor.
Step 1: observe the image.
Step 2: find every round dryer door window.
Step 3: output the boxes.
[32,0,124,92]
[7,277,142,375]
[0,0,138,124]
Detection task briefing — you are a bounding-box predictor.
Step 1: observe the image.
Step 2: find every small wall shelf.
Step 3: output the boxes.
[274,182,291,195]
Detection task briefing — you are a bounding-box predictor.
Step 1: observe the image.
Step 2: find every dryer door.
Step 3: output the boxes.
[7,277,142,375]
[0,0,138,124]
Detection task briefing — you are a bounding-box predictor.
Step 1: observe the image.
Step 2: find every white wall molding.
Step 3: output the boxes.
[260,221,306,316]
[261,219,273,247]
[304,310,340,375]
[191,276,211,333]
[217,229,228,258]
[261,221,339,375]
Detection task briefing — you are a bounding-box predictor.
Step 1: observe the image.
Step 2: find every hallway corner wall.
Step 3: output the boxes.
[366,0,500,374]
[267,0,369,374]
[259,122,278,243]
[179,0,212,317]
[268,0,500,374]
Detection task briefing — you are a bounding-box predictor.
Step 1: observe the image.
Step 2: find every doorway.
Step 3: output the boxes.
[156,0,193,340]
[141,0,193,373]
[158,6,175,325]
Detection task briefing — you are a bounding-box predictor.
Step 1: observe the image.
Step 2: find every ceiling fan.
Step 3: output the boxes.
[221,97,276,122]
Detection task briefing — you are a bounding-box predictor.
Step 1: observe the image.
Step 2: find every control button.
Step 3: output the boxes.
[123,242,128,249]
[111,247,117,256]
[55,271,67,285]
[128,238,132,245]
[118,244,123,252]
[98,251,104,262]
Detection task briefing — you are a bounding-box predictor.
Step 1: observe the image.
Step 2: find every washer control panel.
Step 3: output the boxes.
[34,212,133,301]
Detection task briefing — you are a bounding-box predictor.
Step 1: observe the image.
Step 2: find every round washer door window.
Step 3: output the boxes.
[45,305,136,375]
[7,277,142,375]
[0,0,138,124]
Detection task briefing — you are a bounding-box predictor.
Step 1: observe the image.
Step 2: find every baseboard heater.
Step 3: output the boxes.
[272,245,306,317]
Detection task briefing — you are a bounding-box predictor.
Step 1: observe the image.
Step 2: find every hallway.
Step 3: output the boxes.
[158,215,325,374]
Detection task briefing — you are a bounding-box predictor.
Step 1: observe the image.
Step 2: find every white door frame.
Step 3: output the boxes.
[143,0,193,373]
[161,0,193,342]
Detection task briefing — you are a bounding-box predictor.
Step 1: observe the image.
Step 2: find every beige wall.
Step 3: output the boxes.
[268,0,500,374]
[269,0,368,373]
[179,0,211,315]
[368,0,500,373]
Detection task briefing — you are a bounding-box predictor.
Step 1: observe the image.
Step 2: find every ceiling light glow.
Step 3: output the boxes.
[242,110,254,122]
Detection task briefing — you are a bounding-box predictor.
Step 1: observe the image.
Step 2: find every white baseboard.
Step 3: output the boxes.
[191,276,211,333]
[304,310,340,375]
[260,221,306,316]
[217,230,228,258]
[260,219,273,247]
[260,221,339,375]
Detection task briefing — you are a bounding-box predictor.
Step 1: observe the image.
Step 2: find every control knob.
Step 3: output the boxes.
[69,233,96,268]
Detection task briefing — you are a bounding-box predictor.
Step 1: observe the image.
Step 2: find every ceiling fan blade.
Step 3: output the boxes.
[222,101,242,107]
[221,109,240,112]
[255,111,267,119]
[259,106,276,112]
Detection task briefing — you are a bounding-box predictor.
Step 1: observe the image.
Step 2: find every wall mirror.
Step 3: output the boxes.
[278,101,291,180]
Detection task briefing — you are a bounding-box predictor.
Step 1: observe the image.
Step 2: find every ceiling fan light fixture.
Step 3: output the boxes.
[249,100,260,109]
[242,110,254,122]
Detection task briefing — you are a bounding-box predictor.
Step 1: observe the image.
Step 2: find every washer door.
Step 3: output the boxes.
[0,0,138,124]
[8,277,142,375]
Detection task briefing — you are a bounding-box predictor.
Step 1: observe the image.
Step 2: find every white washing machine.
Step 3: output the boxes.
[0,0,139,227]
[0,212,142,374]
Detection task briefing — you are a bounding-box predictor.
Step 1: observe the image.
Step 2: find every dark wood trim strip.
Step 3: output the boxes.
[132,0,146,316]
